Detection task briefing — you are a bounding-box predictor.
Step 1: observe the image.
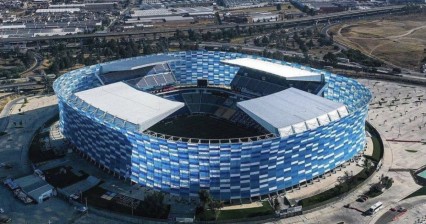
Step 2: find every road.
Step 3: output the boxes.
[0,96,26,132]
[18,52,43,76]
[374,195,426,224]
[0,5,405,43]
[199,41,305,57]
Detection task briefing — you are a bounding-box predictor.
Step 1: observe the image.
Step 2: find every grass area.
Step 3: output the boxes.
[197,201,274,221]
[298,168,371,210]
[370,136,382,161]
[405,187,426,199]
[405,149,418,153]
[365,123,383,162]
[332,14,426,70]
[219,201,273,221]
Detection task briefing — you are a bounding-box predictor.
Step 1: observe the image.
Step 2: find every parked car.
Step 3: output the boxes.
[75,206,88,213]
[357,195,369,202]
[397,207,407,212]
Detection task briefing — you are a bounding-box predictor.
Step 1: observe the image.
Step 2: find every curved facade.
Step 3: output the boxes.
[53,51,371,200]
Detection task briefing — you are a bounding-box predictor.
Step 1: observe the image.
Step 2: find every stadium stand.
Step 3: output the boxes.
[134,72,176,90]
[230,68,325,96]
[159,87,267,132]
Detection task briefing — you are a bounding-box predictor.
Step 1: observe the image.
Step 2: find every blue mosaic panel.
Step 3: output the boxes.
[53,51,372,200]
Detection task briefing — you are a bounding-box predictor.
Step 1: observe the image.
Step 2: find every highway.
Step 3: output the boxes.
[199,42,305,57]
[0,5,405,43]
[0,82,40,91]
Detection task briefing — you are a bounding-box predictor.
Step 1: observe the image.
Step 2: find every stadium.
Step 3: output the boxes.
[53,51,371,200]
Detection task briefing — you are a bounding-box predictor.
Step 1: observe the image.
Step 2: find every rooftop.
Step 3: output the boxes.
[222,58,323,82]
[100,55,178,73]
[237,88,348,137]
[74,82,184,132]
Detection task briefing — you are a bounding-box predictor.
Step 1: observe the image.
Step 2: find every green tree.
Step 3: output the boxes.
[140,191,168,219]
[198,189,212,210]
[215,12,222,25]
[209,200,224,221]
[323,52,337,65]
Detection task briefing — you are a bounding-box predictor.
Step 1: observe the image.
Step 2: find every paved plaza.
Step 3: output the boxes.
[276,79,426,224]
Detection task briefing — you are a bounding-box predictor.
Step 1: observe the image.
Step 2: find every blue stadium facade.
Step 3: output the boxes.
[53,51,371,200]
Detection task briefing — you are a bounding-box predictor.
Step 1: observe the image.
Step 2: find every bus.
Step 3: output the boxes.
[366,201,383,215]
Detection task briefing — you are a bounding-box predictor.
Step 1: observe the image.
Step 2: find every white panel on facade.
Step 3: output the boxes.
[278,126,294,137]
[317,114,331,126]
[337,106,349,117]
[305,118,320,130]
[328,110,341,121]
[292,122,308,134]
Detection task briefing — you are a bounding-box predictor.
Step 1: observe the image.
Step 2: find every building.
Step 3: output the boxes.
[249,12,280,23]
[14,174,55,204]
[53,51,371,200]
[36,8,81,13]
[49,3,116,11]
[387,0,425,3]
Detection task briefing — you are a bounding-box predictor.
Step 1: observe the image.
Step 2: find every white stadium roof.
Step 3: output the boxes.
[237,88,348,137]
[222,58,322,82]
[100,55,178,73]
[75,82,184,132]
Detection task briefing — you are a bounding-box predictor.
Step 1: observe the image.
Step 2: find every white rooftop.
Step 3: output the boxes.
[75,82,184,132]
[237,88,348,137]
[222,58,322,82]
[36,8,81,13]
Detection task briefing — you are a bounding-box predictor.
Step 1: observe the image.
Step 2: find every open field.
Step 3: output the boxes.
[331,14,426,70]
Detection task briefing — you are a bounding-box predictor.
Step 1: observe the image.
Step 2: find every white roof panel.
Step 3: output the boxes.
[237,88,348,137]
[75,82,184,131]
[222,58,322,82]
[100,55,178,73]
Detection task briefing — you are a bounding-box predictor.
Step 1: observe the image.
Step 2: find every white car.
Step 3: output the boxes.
[75,206,88,213]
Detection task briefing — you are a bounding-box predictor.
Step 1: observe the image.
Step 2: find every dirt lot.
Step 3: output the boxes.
[330,14,426,70]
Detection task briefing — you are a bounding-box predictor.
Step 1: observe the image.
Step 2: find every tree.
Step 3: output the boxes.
[198,190,212,210]
[261,36,269,45]
[392,67,401,74]
[364,158,372,175]
[140,191,168,219]
[209,200,224,221]
[323,52,337,65]
[273,197,280,213]
[306,29,313,37]
[307,39,314,48]
[276,4,282,11]
[215,12,222,25]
